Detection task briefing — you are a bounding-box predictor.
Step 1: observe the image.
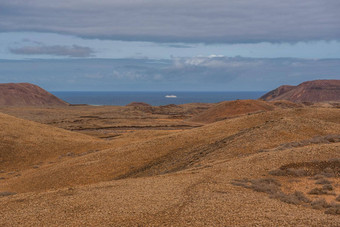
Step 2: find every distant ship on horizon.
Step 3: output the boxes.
[165,95,177,98]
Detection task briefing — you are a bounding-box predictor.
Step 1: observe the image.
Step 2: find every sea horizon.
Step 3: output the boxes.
[51,91,267,106]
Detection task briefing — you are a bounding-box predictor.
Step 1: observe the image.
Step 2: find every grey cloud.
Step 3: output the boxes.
[10,45,94,57]
[0,58,339,91]
[162,44,193,49]
[0,0,339,43]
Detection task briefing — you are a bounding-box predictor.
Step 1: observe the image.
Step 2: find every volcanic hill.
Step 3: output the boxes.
[260,79,340,103]
[0,83,68,106]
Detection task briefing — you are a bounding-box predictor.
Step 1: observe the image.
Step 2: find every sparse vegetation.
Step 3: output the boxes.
[0,191,16,197]
[309,187,329,195]
[1,99,340,224]
[269,168,308,177]
[269,158,340,178]
[270,191,311,205]
[232,178,311,205]
[322,184,334,191]
[336,195,340,202]
[311,198,330,209]
[315,178,332,185]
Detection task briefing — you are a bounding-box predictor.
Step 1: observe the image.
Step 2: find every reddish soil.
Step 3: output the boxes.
[0,83,68,106]
[260,80,340,103]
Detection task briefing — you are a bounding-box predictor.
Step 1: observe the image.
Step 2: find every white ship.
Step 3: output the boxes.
[165,95,177,98]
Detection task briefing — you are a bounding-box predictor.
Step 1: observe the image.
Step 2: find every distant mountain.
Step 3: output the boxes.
[260,80,340,103]
[0,83,68,106]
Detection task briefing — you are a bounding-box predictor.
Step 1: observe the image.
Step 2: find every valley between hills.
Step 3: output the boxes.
[0,81,339,226]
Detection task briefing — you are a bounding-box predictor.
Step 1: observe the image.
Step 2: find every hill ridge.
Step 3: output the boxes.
[0,83,68,106]
[260,79,340,103]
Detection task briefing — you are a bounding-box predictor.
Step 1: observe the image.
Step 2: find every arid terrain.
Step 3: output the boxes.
[260,79,340,103]
[0,83,340,226]
[0,83,68,106]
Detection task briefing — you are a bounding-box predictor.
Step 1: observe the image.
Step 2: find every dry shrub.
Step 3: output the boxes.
[308,187,328,195]
[311,198,330,209]
[271,191,311,205]
[272,158,340,178]
[320,168,336,178]
[269,168,308,177]
[231,178,281,194]
[313,174,326,180]
[325,203,340,215]
[315,178,332,185]
[232,178,311,206]
[292,191,312,203]
[268,169,286,176]
[232,175,340,214]
[322,184,334,191]
[336,195,340,202]
[249,178,281,194]
[0,191,16,197]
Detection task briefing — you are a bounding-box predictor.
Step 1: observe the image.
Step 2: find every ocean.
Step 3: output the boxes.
[51,91,267,106]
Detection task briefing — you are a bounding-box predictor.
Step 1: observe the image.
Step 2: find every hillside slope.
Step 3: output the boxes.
[0,112,112,171]
[1,107,339,193]
[0,107,339,226]
[189,99,275,123]
[0,83,68,106]
[260,80,340,103]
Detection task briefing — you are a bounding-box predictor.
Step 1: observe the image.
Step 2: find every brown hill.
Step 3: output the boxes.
[189,99,275,123]
[260,80,340,103]
[3,107,339,193]
[0,83,68,106]
[0,107,339,226]
[0,112,112,171]
[126,102,152,107]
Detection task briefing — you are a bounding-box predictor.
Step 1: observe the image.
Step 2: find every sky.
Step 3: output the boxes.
[0,0,339,91]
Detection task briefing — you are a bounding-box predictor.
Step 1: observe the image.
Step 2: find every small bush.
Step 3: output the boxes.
[308,187,328,195]
[0,191,16,197]
[293,191,311,203]
[325,207,340,215]
[322,184,334,191]
[287,168,308,177]
[268,169,286,176]
[268,168,307,177]
[315,178,332,185]
[320,168,336,178]
[313,174,326,180]
[272,191,311,205]
[311,198,330,209]
[249,178,281,194]
[325,203,340,215]
[336,195,340,202]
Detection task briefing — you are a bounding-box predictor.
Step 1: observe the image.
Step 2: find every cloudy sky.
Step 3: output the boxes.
[0,0,339,91]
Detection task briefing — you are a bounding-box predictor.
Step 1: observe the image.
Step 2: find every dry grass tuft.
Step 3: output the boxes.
[315,178,333,185]
[308,187,329,195]
[322,184,334,191]
[0,191,16,197]
[271,191,311,205]
[269,168,308,177]
[325,203,340,215]
[311,198,330,210]
[232,178,311,205]
[269,158,340,178]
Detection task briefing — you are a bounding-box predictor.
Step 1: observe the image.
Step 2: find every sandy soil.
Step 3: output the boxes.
[0,101,339,226]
